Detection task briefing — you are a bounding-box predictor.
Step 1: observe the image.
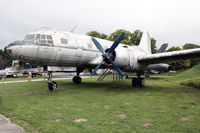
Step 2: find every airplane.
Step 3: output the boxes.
[145,43,170,76]
[156,43,168,53]
[0,67,17,78]
[6,28,200,91]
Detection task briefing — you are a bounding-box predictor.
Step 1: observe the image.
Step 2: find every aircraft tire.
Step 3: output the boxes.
[132,78,139,88]
[48,81,57,91]
[73,76,82,84]
[138,78,145,87]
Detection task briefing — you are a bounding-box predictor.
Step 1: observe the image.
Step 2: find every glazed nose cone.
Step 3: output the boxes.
[6,40,22,58]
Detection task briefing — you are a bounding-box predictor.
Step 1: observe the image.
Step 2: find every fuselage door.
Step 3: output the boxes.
[76,39,83,57]
[36,34,58,65]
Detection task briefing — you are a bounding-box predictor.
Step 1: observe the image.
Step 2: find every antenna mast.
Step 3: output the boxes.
[71,25,77,33]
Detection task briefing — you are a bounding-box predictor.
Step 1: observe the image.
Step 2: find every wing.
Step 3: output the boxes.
[138,48,200,64]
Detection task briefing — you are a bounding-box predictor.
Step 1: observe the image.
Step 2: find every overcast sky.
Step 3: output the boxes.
[0,0,200,49]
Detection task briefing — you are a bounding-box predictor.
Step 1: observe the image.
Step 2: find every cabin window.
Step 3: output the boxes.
[47,35,53,44]
[61,38,68,44]
[47,35,52,39]
[24,34,35,40]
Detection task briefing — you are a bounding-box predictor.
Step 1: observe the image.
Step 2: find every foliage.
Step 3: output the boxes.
[183,43,200,67]
[150,37,157,54]
[88,29,157,53]
[87,31,108,40]
[130,30,143,45]
[167,47,190,72]
[0,55,5,69]
[109,29,132,45]
[0,48,14,68]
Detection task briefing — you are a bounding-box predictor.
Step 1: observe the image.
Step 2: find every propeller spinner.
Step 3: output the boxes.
[91,32,125,78]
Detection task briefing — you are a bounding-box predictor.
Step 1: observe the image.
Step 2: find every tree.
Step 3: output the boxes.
[0,48,14,67]
[109,29,132,45]
[87,29,157,53]
[130,30,142,45]
[87,31,108,40]
[183,43,200,49]
[150,37,157,54]
[0,55,5,69]
[87,31,101,38]
[183,43,200,67]
[100,33,108,39]
[167,47,190,72]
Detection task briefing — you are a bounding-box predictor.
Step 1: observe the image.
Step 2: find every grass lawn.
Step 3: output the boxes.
[0,66,200,133]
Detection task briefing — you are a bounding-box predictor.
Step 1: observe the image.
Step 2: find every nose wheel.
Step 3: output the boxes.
[47,72,57,91]
[48,81,57,91]
[72,76,82,84]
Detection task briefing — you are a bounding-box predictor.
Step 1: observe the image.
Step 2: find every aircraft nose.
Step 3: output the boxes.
[6,40,22,57]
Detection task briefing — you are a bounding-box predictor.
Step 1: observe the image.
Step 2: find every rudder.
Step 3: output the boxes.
[139,31,151,54]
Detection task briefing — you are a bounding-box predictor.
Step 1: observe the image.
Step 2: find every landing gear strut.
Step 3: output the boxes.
[132,73,145,88]
[47,72,57,91]
[72,68,82,84]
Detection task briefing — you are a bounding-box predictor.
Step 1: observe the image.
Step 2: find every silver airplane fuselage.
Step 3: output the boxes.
[7,29,148,72]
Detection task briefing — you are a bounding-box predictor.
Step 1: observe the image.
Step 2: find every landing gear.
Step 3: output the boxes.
[132,73,145,88]
[73,76,82,84]
[48,81,57,91]
[47,71,57,91]
[72,68,83,84]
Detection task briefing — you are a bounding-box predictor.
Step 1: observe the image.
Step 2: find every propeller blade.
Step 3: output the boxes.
[92,38,106,55]
[92,60,104,76]
[109,32,125,53]
[108,58,124,78]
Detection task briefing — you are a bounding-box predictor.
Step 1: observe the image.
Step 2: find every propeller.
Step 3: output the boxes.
[91,32,125,78]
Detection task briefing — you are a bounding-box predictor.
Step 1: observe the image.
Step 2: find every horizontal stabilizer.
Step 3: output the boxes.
[138,48,200,64]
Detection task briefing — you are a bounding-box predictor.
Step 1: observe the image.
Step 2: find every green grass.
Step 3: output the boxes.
[0,65,200,133]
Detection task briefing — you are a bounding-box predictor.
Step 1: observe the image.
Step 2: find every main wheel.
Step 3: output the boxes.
[48,81,57,91]
[73,76,82,84]
[138,78,145,87]
[132,78,139,88]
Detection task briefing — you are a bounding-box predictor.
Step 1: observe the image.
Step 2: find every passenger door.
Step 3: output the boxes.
[37,34,57,65]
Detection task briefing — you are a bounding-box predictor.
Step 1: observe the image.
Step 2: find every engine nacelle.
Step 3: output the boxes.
[146,63,171,72]
[113,47,130,68]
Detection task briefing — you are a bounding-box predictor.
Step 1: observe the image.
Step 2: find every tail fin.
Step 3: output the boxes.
[139,31,151,54]
[156,43,168,53]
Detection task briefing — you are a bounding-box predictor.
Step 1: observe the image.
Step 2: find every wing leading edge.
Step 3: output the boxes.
[138,48,200,64]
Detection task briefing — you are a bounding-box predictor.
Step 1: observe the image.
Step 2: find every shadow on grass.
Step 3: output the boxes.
[147,77,166,80]
[56,80,153,93]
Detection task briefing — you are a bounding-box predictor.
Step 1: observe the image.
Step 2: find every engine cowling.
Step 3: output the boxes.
[146,63,171,72]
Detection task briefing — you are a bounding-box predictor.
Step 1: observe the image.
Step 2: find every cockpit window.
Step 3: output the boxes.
[24,34,35,40]
[41,34,46,39]
[36,34,40,39]
[36,34,53,45]
[47,35,52,39]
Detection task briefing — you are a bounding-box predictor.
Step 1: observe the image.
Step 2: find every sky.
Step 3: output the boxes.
[0,0,200,49]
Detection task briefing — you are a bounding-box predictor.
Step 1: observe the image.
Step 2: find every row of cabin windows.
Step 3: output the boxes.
[25,34,93,48]
[25,34,53,44]
[25,34,67,45]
